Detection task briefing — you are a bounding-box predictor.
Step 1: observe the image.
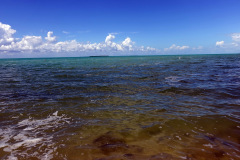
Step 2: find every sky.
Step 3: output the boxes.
[0,0,240,58]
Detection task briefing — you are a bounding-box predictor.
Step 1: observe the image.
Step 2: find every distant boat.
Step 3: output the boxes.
[89,55,109,57]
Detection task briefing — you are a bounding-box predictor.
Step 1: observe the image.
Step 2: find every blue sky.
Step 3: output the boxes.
[0,0,240,57]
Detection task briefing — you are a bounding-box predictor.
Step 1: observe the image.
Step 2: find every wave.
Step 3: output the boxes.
[0,111,71,160]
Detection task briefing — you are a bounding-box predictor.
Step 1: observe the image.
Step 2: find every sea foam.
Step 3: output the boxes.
[0,111,71,160]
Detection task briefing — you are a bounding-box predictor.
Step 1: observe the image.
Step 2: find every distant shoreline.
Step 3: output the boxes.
[0,53,239,60]
[89,55,109,57]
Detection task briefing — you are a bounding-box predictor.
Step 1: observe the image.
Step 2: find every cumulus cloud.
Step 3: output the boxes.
[0,22,16,45]
[45,31,56,43]
[164,44,190,51]
[122,37,133,47]
[216,41,224,46]
[214,33,240,52]
[105,34,115,44]
[0,22,158,57]
[214,33,240,53]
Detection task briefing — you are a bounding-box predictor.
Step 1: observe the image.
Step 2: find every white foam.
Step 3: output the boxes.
[6,155,18,160]
[0,111,71,160]
[165,76,180,82]
[175,135,182,140]
[23,127,35,131]
[203,143,214,148]
[165,76,183,86]
[3,138,42,152]
[53,111,58,116]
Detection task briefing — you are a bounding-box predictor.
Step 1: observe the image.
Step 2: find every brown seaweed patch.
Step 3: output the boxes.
[123,153,134,159]
[138,124,162,139]
[127,145,143,153]
[93,133,126,147]
[154,108,167,113]
[93,132,143,155]
[158,87,183,94]
[185,148,227,160]
[94,152,181,160]
[214,150,225,158]
[100,143,128,155]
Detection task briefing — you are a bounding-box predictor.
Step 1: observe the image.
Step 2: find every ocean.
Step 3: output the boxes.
[0,54,240,159]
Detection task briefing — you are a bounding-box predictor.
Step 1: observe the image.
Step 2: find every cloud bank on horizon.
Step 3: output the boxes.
[0,22,159,57]
[0,21,240,58]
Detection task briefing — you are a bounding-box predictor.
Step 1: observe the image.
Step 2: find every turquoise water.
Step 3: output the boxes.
[0,54,240,159]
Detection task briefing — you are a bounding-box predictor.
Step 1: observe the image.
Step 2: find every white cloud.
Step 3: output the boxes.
[122,37,133,47]
[192,46,203,50]
[18,36,42,49]
[214,33,240,53]
[164,44,190,51]
[62,31,69,34]
[0,22,157,57]
[232,42,239,47]
[231,33,240,42]
[0,35,43,51]
[45,31,56,43]
[105,34,115,44]
[216,41,224,46]
[0,22,16,45]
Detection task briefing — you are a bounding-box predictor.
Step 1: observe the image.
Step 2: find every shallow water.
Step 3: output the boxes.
[0,54,240,159]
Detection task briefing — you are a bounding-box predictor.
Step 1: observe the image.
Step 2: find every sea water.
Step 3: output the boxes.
[0,54,240,159]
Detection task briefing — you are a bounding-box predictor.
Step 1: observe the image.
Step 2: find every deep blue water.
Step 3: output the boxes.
[0,54,240,159]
